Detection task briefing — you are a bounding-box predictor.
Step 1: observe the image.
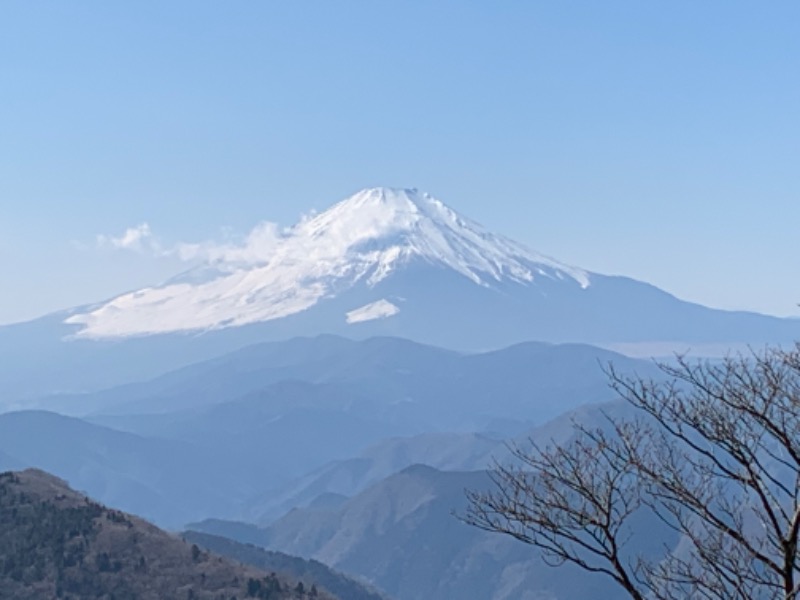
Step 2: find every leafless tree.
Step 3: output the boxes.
[465,344,800,600]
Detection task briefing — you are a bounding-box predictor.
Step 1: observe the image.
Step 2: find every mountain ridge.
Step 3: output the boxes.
[189,464,632,600]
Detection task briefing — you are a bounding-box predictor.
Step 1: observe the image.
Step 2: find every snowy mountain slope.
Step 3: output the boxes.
[65,187,589,338]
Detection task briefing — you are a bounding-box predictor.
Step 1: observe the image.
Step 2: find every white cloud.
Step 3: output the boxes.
[96,220,287,266]
[175,221,285,265]
[98,223,158,253]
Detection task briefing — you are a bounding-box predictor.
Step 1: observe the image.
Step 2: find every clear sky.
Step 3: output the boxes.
[1,1,798,325]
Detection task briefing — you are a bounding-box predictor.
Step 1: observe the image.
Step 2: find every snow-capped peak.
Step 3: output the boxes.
[294,187,587,287]
[300,187,457,240]
[65,187,590,338]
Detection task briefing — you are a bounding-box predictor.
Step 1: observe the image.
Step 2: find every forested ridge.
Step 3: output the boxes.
[0,469,333,600]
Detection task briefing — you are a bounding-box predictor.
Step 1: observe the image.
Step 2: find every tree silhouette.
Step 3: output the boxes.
[466,344,800,600]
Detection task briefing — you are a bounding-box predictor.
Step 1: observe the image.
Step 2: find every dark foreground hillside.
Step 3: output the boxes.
[184,532,389,600]
[0,469,334,600]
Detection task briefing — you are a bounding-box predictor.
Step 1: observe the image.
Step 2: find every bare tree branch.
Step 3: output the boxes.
[465,343,800,600]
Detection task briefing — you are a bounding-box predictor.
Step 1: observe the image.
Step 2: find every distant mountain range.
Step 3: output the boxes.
[190,463,649,600]
[0,410,257,528]
[0,336,657,527]
[2,187,798,404]
[240,431,505,525]
[0,469,343,600]
[184,400,681,600]
[55,334,656,424]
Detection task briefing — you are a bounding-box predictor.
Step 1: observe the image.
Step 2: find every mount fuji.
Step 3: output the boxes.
[66,187,590,339]
[1,186,798,403]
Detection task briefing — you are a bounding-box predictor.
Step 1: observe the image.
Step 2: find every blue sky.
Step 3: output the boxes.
[1,1,798,324]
